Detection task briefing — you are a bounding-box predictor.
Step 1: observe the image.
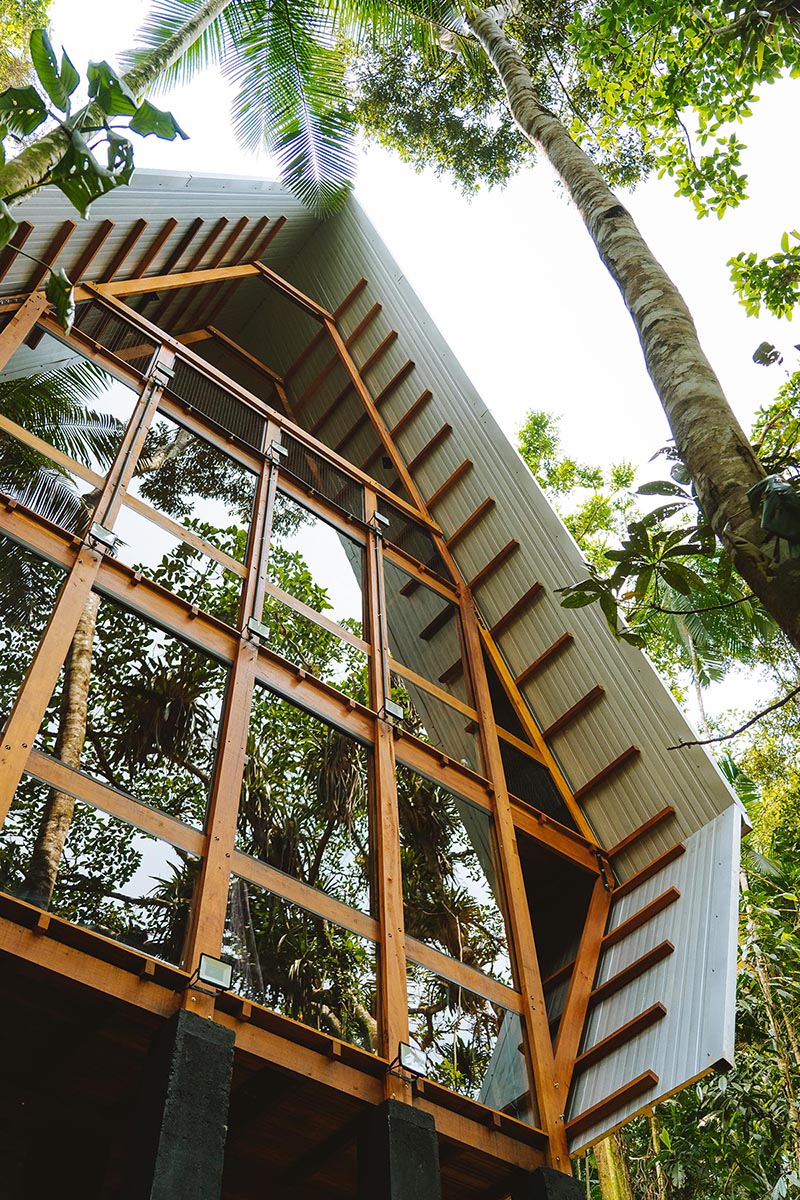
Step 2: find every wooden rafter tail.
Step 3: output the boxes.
[129,216,180,279]
[374,359,415,409]
[574,1003,667,1076]
[293,354,341,415]
[467,540,520,592]
[357,329,398,377]
[423,458,472,509]
[603,888,681,951]
[387,389,432,443]
[553,876,613,1089]
[254,214,286,257]
[438,658,464,685]
[408,424,452,474]
[344,301,382,349]
[68,219,115,284]
[146,217,205,322]
[490,582,544,637]
[446,497,496,550]
[566,1071,659,1141]
[334,412,369,454]
[606,804,676,859]
[419,605,456,641]
[207,216,250,270]
[156,217,231,327]
[543,684,604,740]
[515,632,574,689]
[24,220,77,291]
[573,745,641,803]
[99,217,148,283]
[335,276,369,319]
[0,221,34,283]
[613,843,686,899]
[590,941,675,1008]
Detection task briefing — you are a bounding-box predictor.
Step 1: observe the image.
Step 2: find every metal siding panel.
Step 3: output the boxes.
[567,806,740,1150]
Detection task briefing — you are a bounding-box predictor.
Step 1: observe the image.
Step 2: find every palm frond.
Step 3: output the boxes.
[224,0,356,215]
[120,0,231,93]
[0,465,90,534]
[0,360,121,469]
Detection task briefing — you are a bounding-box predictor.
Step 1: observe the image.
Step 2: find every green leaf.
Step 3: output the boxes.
[637,480,688,497]
[49,128,134,219]
[45,267,75,334]
[0,199,18,251]
[0,85,48,136]
[86,61,138,117]
[129,100,188,140]
[29,29,79,113]
[599,589,619,632]
[559,588,601,609]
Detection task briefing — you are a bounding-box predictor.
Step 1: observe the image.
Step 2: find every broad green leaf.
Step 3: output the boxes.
[637,480,688,497]
[0,199,18,251]
[0,85,48,136]
[129,100,188,140]
[559,589,601,609]
[49,129,134,219]
[599,590,619,632]
[29,29,79,113]
[87,61,138,117]
[45,267,75,334]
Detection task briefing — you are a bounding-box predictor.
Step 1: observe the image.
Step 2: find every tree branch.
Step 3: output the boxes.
[668,683,800,750]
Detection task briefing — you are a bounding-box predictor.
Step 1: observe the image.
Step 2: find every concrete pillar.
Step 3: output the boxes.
[511,1166,584,1200]
[128,1008,235,1200]
[358,1099,441,1200]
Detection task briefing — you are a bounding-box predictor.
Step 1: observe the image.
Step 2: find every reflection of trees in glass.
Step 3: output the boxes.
[238,687,370,912]
[226,879,377,1051]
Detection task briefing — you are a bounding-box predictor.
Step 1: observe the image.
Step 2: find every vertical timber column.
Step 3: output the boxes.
[129,1009,235,1200]
[358,1099,441,1200]
[364,489,411,1096]
[0,291,49,368]
[457,590,572,1171]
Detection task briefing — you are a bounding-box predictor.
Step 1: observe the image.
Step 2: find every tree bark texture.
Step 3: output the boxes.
[21,591,100,908]
[593,1133,635,1200]
[468,7,800,654]
[0,0,233,202]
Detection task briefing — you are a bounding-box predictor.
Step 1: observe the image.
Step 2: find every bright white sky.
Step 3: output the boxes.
[45,1,800,724]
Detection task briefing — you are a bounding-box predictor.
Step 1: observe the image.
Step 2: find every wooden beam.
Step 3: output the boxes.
[407,424,452,474]
[68,219,114,282]
[185,216,230,273]
[207,215,249,269]
[253,214,286,258]
[490,583,544,637]
[603,888,681,951]
[388,390,432,442]
[543,685,605,740]
[573,746,641,803]
[359,329,398,375]
[101,262,258,298]
[446,498,496,549]
[566,1071,659,1141]
[607,806,676,859]
[0,220,34,283]
[515,633,573,689]
[554,877,612,1091]
[207,326,283,385]
[24,220,77,290]
[590,942,675,1008]
[467,540,519,592]
[130,216,179,278]
[99,217,147,282]
[614,844,686,899]
[157,215,204,275]
[424,458,472,509]
[574,1004,667,1076]
[419,604,456,641]
[374,359,415,406]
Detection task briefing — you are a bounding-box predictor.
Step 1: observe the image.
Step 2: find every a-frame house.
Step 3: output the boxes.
[0,171,740,1199]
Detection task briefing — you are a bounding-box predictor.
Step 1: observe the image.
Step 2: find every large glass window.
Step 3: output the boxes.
[0,775,197,965]
[224,876,378,1052]
[397,765,512,986]
[35,592,228,830]
[0,538,66,735]
[237,685,370,913]
[0,331,139,536]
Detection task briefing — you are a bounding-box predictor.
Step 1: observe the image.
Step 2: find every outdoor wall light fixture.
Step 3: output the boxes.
[380,698,405,722]
[186,953,234,995]
[269,440,289,462]
[369,511,390,534]
[88,522,122,555]
[389,1042,427,1080]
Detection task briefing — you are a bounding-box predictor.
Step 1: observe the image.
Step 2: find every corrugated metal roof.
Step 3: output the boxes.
[1,169,320,296]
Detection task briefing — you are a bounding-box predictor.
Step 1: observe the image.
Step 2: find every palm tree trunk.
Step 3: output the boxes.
[467,7,800,655]
[0,0,233,202]
[649,1110,669,1200]
[21,591,99,908]
[593,1132,635,1200]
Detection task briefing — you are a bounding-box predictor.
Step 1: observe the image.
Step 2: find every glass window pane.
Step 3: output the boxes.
[225,876,378,1052]
[268,490,364,632]
[382,558,468,705]
[237,685,370,913]
[259,595,369,696]
[391,672,482,772]
[130,410,256,561]
[0,538,66,735]
[406,961,529,1113]
[500,740,576,829]
[36,592,228,829]
[397,765,512,985]
[377,498,449,580]
[0,776,197,965]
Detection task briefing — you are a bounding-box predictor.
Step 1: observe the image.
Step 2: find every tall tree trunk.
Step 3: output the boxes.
[21,591,100,908]
[649,1110,669,1200]
[0,0,233,202]
[467,7,800,655]
[593,1132,635,1200]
